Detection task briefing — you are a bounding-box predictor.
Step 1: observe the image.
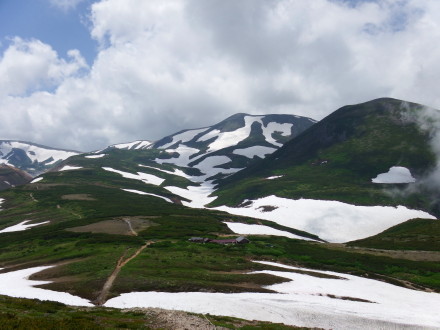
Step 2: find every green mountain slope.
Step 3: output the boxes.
[347,218,440,251]
[213,98,440,215]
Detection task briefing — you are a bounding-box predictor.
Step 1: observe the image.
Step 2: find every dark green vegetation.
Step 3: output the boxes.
[0,295,304,329]
[213,98,440,217]
[348,218,440,251]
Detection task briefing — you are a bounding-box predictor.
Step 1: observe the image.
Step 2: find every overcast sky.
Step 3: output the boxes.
[1,0,440,151]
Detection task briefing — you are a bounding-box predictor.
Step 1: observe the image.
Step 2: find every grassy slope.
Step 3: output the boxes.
[347,218,440,251]
[213,98,439,216]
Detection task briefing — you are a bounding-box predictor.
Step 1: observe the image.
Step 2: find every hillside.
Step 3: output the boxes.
[347,218,440,251]
[0,140,80,177]
[0,164,32,190]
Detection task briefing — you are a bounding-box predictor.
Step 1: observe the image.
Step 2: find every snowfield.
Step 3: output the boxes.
[0,220,50,233]
[233,146,276,158]
[138,164,191,179]
[372,166,416,183]
[215,195,436,243]
[104,260,440,329]
[30,177,44,183]
[1,261,438,328]
[122,189,173,203]
[59,165,83,171]
[102,167,165,186]
[0,266,92,306]
[224,222,317,241]
[165,182,216,208]
[111,140,151,150]
[159,128,207,149]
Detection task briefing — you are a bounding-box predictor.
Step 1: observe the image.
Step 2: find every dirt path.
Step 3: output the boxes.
[124,218,137,236]
[29,193,38,202]
[94,241,151,305]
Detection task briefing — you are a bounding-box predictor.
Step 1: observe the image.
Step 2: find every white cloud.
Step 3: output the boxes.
[2,0,440,151]
[0,38,87,97]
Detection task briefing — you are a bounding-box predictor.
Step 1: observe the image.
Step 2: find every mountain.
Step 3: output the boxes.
[0,140,80,177]
[152,113,316,181]
[0,103,439,329]
[211,98,439,242]
[0,164,32,190]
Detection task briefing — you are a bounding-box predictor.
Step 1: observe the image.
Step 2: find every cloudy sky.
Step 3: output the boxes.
[1,0,440,151]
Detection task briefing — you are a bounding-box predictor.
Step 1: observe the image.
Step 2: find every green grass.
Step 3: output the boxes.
[347,218,440,251]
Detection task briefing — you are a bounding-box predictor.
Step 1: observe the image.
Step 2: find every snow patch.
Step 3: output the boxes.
[224,222,317,241]
[0,266,92,306]
[261,122,293,147]
[165,182,216,208]
[122,189,173,203]
[372,166,416,184]
[85,154,106,159]
[30,177,44,183]
[104,261,440,329]
[0,220,49,233]
[266,175,283,180]
[59,165,83,171]
[111,140,152,150]
[215,195,436,243]
[233,146,276,158]
[155,145,200,168]
[102,167,165,186]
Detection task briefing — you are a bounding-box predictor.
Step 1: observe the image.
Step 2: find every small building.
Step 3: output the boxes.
[236,236,250,244]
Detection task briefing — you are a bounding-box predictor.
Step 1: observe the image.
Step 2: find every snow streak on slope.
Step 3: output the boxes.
[224,222,317,241]
[0,220,49,233]
[0,266,92,306]
[110,140,152,150]
[138,164,191,178]
[122,189,173,203]
[85,154,106,159]
[372,166,416,183]
[102,167,165,186]
[215,196,435,243]
[104,261,440,329]
[159,128,207,149]
[59,165,83,172]
[30,177,44,183]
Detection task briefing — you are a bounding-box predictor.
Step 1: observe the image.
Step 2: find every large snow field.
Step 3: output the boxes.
[59,165,83,172]
[30,177,44,183]
[104,260,440,329]
[0,220,49,233]
[154,145,200,168]
[224,222,317,241]
[372,166,416,183]
[122,189,173,203]
[0,266,92,306]
[232,146,276,158]
[215,195,436,243]
[102,167,165,186]
[261,122,293,147]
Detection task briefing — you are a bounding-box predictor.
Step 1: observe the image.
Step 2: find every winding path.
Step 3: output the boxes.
[94,241,151,305]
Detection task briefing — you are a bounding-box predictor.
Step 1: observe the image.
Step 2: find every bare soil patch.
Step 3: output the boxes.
[61,194,96,201]
[66,217,156,236]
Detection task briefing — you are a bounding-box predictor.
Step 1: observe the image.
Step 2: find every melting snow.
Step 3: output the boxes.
[122,189,172,203]
[372,166,416,184]
[111,140,152,150]
[215,195,436,243]
[85,154,106,159]
[233,146,276,158]
[102,167,165,186]
[261,122,293,147]
[30,177,44,183]
[0,220,49,233]
[104,260,440,329]
[224,222,317,241]
[59,165,83,171]
[0,266,92,306]
[155,145,200,168]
